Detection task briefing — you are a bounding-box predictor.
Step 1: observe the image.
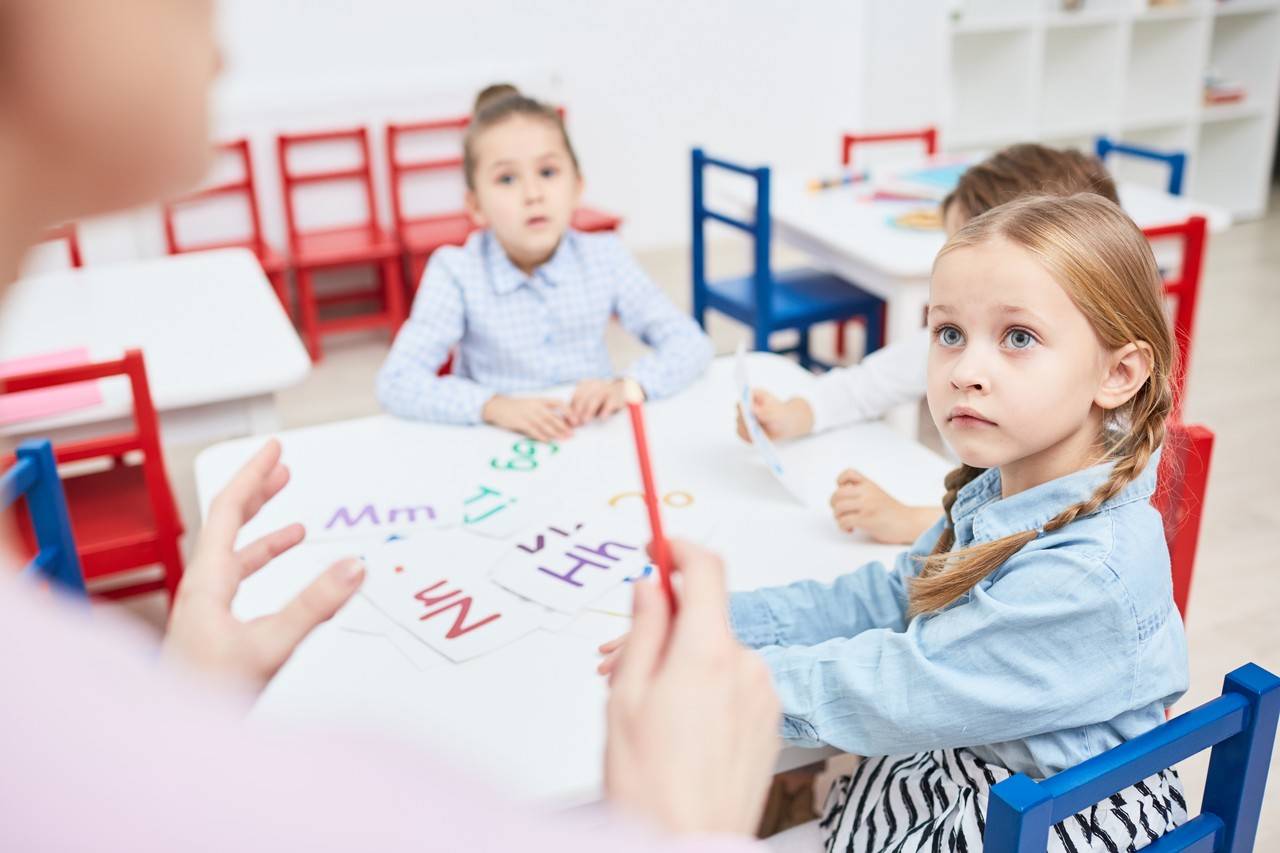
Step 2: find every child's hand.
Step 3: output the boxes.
[482,395,574,442]
[568,378,628,427]
[735,389,815,443]
[603,539,780,836]
[830,469,930,545]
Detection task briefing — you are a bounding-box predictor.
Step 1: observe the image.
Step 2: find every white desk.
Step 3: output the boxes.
[0,248,310,446]
[718,170,1232,436]
[193,353,953,807]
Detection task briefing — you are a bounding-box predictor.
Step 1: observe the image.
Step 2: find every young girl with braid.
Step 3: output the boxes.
[603,193,1190,851]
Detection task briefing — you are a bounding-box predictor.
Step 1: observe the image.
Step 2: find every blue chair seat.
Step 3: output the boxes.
[703,266,884,331]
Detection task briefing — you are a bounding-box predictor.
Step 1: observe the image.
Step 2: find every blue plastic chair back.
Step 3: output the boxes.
[691,147,774,336]
[985,663,1280,852]
[0,439,85,596]
[1096,135,1188,196]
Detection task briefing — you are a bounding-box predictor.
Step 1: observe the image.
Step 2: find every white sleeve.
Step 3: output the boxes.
[802,328,929,432]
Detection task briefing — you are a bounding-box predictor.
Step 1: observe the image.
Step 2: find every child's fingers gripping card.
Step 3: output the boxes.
[488,513,652,614]
[358,534,543,663]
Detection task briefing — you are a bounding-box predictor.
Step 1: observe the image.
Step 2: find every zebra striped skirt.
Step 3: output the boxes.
[818,748,1187,852]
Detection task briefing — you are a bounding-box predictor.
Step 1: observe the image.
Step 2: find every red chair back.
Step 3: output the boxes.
[2,349,184,598]
[41,223,83,268]
[163,139,271,257]
[1143,216,1207,416]
[386,115,472,238]
[1154,422,1215,621]
[841,127,938,167]
[276,126,383,252]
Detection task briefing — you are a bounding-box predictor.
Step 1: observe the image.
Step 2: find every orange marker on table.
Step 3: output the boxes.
[623,379,677,612]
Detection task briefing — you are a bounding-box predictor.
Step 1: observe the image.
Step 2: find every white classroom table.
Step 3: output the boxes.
[193,352,954,808]
[0,248,310,446]
[718,171,1233,436]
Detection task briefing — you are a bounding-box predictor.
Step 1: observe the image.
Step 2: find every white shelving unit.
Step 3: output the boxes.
[861,0,1280,219]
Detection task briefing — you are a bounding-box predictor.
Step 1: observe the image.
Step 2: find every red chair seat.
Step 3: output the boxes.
[401,214,475,254]
[572,206,622,232]
[57,464,172,573]
[292,225,402,269]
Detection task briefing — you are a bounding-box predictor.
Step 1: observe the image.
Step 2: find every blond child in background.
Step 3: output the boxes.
[739,145,1119,545]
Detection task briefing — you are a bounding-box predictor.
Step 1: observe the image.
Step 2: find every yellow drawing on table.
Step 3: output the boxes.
[889,207,943,231]
[608,490,695,508]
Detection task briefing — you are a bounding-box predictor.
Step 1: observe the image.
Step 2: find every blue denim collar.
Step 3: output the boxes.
[950,448,1161,545]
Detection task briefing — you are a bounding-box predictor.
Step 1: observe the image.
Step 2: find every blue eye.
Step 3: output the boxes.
[1004,328,1037,350]
[936,325,964,347]
[540,166,558,179]
[496,174,515,185]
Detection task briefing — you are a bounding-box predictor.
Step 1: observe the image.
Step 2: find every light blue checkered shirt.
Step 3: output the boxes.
[376,229,713,424]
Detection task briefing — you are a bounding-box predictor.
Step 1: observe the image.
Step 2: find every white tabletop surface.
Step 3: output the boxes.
[718,168,1233,282]
[0,248,310,439]
[193,353,953,807]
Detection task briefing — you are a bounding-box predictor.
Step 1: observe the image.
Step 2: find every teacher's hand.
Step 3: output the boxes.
[605,540,780,836]
[163,439,364,693]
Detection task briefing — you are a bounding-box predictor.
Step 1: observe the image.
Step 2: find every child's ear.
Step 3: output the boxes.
[1095,341,1153,411]
[464,189,487,229]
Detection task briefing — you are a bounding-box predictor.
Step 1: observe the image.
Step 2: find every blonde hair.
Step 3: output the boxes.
[462,84,579,190]
[909,194,1175,616]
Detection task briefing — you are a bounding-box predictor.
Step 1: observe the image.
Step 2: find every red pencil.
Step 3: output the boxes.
[623,380,677,612]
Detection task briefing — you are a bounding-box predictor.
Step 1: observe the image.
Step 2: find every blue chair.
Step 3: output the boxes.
[1096,136,1188,196]
[985,663,1280,852]
[0,439,85,596]
[691,148,885,370]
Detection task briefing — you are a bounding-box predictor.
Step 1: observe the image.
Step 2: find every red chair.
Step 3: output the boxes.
[40,223,83,268]
[386,116,476,287]
[277,126,406,362]
[1154,422,1215,621]
[1143,215,1207,418]
[2,349,185,602]
[834,127,939,359]
[386,110,622,290]
[163,139,291,315]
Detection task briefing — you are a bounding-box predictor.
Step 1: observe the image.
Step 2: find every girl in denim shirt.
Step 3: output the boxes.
[604,194,1189,851]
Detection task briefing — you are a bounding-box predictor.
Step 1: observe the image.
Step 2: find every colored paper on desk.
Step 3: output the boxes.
[358,535,543,663]
[898,163,967,192]
[734,343,810,506]
[0,347,102,425]
[489,513,650,614]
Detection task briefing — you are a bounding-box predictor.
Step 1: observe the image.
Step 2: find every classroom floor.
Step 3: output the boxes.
[128,186,1280,846]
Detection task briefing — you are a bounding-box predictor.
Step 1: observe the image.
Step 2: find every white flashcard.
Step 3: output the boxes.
[307,488,463,543]
[488,513,651,614]
[358,535,542,662]
[735,342,811,506]
[460,482,563,540]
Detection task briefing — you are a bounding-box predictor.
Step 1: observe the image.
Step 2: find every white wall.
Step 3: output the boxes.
[28,0,868,272]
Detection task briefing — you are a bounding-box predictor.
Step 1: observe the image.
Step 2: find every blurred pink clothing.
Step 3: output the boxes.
[0,582,758,852]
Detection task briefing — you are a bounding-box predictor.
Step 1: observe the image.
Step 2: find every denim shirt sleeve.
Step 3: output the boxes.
[375,256,494,425]
[728,517,946,649]
[755,541,1139,754]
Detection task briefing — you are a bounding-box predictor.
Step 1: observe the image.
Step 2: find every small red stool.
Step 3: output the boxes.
[3,349,185,602]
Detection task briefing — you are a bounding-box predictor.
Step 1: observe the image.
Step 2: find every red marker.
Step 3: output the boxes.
[623,380,677,612]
